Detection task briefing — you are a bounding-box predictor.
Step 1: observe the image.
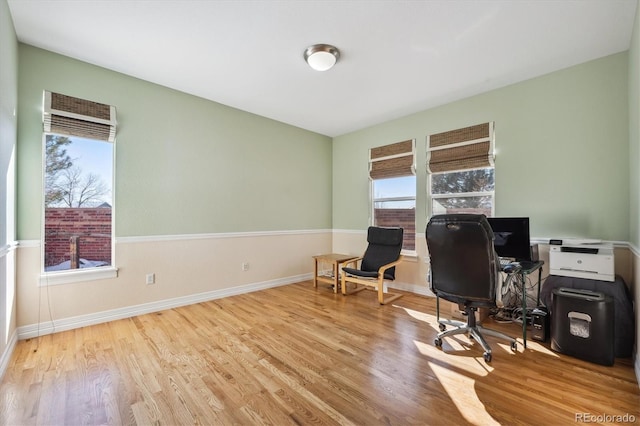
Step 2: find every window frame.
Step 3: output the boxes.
[370,178,417,255]
[39,132,118,286]
[426,123,496,219]
[369,139,417,255]
[427,168,495,218]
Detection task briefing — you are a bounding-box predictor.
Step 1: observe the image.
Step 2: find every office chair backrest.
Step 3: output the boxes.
[426,214,499,306]
[361,226,404,280]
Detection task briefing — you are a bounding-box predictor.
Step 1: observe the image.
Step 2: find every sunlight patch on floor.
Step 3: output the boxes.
[393,305,436,324]
[414,339,492,377]
[520,340,560,357]
[429,361,499,426]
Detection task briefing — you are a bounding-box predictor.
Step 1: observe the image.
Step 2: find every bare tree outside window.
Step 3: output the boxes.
[49,165,109,208]
[45,135,73,206]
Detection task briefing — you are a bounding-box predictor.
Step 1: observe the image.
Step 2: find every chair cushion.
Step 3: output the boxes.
[342,267,378,278]
[341,227,403,281]
[343,267,397,281]
[367,226,404,246]
[361,227,403,280]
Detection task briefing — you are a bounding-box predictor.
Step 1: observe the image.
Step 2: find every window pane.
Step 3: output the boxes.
[373,175,415,199]
[431,168,494,195]
[432,196,493,216]
[373,206,415,251]
[372,175,416,251]
[44,135,113,271]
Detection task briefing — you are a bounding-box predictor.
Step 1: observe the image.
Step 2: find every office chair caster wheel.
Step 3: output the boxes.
[510,341,517,351]
[484,352,492,362]
[434,337,442,348]
[439,323,446,332]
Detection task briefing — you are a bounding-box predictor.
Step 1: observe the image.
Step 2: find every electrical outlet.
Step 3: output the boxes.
[241,262,250,271]
[146,273,155,285]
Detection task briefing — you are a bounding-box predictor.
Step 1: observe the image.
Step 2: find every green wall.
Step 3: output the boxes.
[1,0,17,247]
[17,45,333,239]
[630,5,640,249]
[15,43,633,242]
[0,0,18,366]
[333,53,630,242]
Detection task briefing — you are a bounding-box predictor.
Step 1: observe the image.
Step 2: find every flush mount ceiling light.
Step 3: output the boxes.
[304,44,340,71]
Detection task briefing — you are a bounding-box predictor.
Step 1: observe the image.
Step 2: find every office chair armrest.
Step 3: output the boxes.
[377,255,404,275]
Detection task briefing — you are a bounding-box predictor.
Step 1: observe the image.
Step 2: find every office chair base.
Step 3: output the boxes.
[435,320,517,362]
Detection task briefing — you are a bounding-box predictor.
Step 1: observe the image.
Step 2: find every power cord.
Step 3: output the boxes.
[35,234,56,353]
[496,270,544,326]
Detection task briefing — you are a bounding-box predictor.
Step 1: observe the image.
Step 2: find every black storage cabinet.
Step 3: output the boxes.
[551,287,614,366]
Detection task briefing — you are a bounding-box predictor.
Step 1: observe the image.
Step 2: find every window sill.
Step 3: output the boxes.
[401,250,418,260]
[39,266,118,287]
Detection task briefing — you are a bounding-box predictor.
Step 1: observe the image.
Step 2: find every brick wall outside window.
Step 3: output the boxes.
[374,207,493,252]
[44,208,112,267]
[374,208,415,250]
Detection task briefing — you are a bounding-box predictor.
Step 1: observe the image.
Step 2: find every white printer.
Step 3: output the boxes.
[549,239,615,282]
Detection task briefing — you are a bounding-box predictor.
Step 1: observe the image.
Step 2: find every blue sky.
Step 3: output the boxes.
[373,176,415,198]
[64,137,113,203]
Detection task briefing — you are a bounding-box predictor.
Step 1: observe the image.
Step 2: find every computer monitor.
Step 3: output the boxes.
[487,217,531,261]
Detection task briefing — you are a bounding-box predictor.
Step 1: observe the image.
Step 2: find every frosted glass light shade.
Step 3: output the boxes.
[304,44,340,71]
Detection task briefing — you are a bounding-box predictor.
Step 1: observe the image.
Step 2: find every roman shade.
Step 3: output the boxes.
[427,122,494,173]
[369,139,415,180]
[43,91,117,142]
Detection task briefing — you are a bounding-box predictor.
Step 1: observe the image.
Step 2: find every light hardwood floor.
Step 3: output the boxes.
[1,281,638,425]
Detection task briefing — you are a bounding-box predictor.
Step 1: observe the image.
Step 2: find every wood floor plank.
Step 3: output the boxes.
[1,281,638,425]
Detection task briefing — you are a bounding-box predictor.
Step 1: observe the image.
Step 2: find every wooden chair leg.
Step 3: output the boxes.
[343,277,403,304]
[380,293,403,305]
[377,279,403,305]
[343,281,367,295]
[377,279,385,303]
[342,275,366,296]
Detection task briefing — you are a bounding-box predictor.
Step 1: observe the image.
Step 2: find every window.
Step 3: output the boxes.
[427,123,495,216]
[370,140,416,251]
[41,91,117,281]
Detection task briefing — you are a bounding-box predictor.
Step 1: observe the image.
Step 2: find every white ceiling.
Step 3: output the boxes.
[7,0,638,137]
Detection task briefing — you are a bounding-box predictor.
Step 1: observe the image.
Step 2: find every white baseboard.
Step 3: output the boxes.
[18,273,312,340]
[16,273,433,340]
[0,329,18,381]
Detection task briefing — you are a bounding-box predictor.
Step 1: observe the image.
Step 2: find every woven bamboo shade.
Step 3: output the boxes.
[43,91,116,142]
[427,123,493,173]
[369,139,415,179]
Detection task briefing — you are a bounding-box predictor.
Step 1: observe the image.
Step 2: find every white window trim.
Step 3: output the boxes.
[41,133,117,283]
[370,178,417,257]
[39,266,118,287]
[373,195,416,204]
[431,190,495,199]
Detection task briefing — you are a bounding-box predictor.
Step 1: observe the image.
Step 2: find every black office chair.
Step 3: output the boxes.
[426,214,517,362]
[341,226,404,305]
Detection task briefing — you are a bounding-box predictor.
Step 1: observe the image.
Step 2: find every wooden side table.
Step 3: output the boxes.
[312,253,357,293]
